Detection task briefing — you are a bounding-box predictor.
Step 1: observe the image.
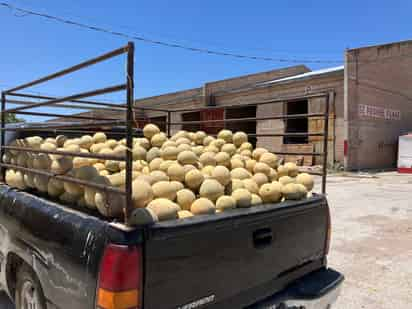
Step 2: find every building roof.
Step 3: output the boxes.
[259,65,344,86]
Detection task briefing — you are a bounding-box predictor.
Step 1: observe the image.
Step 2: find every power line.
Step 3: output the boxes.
[0,2,343,64]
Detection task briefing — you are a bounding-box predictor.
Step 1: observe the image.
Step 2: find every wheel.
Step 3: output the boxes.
[15,265,47,309]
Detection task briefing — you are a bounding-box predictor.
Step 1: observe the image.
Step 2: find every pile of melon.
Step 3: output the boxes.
[3,124,315,223]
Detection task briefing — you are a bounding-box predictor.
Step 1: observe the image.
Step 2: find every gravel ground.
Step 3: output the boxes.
[1,172,411,308]
[324,172,412,309]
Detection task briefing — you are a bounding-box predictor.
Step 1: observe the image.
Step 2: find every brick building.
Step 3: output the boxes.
[135,40,412,170]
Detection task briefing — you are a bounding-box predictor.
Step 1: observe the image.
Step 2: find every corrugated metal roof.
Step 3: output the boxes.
[260,65,344,86]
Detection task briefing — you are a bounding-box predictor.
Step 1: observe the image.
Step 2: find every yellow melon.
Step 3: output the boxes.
[176,189,196,211]
[177,151,198,165]
[143,124,160,139]
[231,168,251,180]
[259,182,282,203]
[252,148,268,160]
[215,195,236,211]
[232,189,252,208]
[211,166,231,186]
[251,194,263,205]
[191,198,216,215]
[147,198,180,221]
[151,133,168,148]
[296,173,314,191]
[242,179,259,194]
[253,162,271,176]
[199,179,224,202]
[221,143,237,156]
[285,162,299,177]
[232,131,248,147]
[259,152,278,169]
[92,132,107,144]
[178,210,194,219]
[215,152,231,167]
[185,169,204,190]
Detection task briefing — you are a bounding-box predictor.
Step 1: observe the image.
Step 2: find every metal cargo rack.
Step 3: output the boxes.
[0,42,330,226]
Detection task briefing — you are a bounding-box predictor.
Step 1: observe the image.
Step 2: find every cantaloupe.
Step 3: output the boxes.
[203,136,215,146]
[170,181,184,192]
[176,144,191,153]
[278,175,294,186]
[148,157,162,171]
[252,148,268,160]
[268,168,278,181]
[199,179,224,202]
[5,169,26,190]
[232,189,252,208]
[285,162,299,177]
[253,162,271,176]
[135,137,151,150]
[226,179,245,194]
[161,146,179,160]
[176,137,191,146]
[211,138,226,150]
[277,165,288,177]
[50,157,73,174]
[56,135,67,147]
[185,169,204,190]
[239,142,253,151]
[25,136,43,149]
[167,163,185,182]
[95,190,125,218]
[83,176,111,209]
[147,198,180,221]
[132,145,147,161]
[259,152,278,169]
[16,152,28,167]
[230,168,251,180]
[259,182,282,203]
[177,150,198,165]
[150,170,169,184]
[230,158,244,169]
[131,180,154,208]
[47,178,64,197]
[217,130,233,143]
[296,173,314,191]
[194,131,206,145]
[233,132,248,147]
[281,183,302,200]
[60,192,80,204]
[92,132,107,144]
[33,174,49,192]
[242,178,259,194]
[245,159,257,173]
[176,189,196,210]
[105,160,120,173]
[191,198,216,215]
[215,195,236,211]
[178,210,194,219]
[251,194,262,205]
[143,124,160,139]
[79,135,93,149]
[240,150,252,158]
[90,143,108,154]
[23,173,36,188]
[199,152,216,166]
[152,181,176,200]
[203,145,219,154]
[151,133,167,148]
[201,165,214,178]
[146,147,161,162]
[32,154,50,170]
[211,166,231,186]
[183,164,196,174]
[221,143,236,156]
[105,139,118,149]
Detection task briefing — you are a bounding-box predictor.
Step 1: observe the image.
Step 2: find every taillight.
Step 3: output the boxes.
[324,205,332,255]
[96,244,142,309]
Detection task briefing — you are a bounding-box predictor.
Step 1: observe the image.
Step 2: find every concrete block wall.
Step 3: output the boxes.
[345,40,412,169]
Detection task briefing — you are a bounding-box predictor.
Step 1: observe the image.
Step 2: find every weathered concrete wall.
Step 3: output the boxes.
[345,40,412,170]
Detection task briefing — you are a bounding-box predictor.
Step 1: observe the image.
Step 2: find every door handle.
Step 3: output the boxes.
[253,228,273,249]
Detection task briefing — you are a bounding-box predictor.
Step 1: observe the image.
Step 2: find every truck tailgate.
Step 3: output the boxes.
[143,195,328,309]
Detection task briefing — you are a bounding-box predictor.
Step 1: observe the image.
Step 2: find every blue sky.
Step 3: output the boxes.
[1,0,411,120]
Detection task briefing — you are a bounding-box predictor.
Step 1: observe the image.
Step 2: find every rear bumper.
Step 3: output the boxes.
[249,268,344,309]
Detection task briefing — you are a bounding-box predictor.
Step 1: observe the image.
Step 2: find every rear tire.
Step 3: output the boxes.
[15,265,47,309]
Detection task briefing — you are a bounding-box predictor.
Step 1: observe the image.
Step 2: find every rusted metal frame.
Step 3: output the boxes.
[8,92,170,112]
[0,163,125,195]
[9,110,121,121]
[0,120,127,132]
[167,113,326,125]
[6,98,127,112]
[273,151,323,156]
[249,133,324,137]
[2,146,125,161]
[170,92,328,113]
[3,84,127,114]
[0,127,131,137]
[4,45,129,94]
[322,93,331,194]
[167,111,171,137]
[0,92,5,180]
[124,42,134,224]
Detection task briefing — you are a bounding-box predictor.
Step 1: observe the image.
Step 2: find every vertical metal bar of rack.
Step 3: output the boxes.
[321,93,330,194]
[125,42,135,223]
[0,92,5,180]
[167,111,171,137]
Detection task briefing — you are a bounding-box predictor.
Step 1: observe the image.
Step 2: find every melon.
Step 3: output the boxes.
[259,182,282,203]
[191,198,216,215]
[33,174,49,192]
[183,164,196,174]
[23,173,36,188]
[268,168,278,181]
[277,165,288,177]
[152,181,176,200]
[105,139,118,149]
[195,131,207,145]
[176,189,196,211]
[185,169,204,190]
[56,135,67,147]
[251,194,263,205]
[167,163,185,182]
[211,166,231,186]
[296,173,314,191]
[221,143,236,156]
[177,151,198,165]
[176,137,191,146]
[232,189,252,208]
[285,162,299,177]
[79,135,93,149]
[151,133,167,148]
[149,158,163,171]
[199,179,224,202]
[211,138,226,150]
[232,131,248,147]
[50,157,73,174]
[259,152,278,169]
[135,138,151,150]
[147,198,180,221]
[161,146,179,160]
[240,150,252,158]
[150,170,169,184]
[252,148,268,160]
[170,181,184,192]
[245,159,257,173]
[133,145,147,161]
[199,152,216,166]
[32,154,50,170]
[60,192,80,204]
[253,162,271,176]
[203,136,215,146]
[159,160,175,173]
[281,183,302,200]
[278,175,294,186]
[131,180,154,208]
[136,174,155,185]
[25,136,43,149]
[143,124,160,139]
[92,132,107,144]
[230,168,251,180]
[230,158,244,169]
[178,210,194,219]
[95,191,125,218]
[215,152,231,167]
[242,178,259,194]
[177,143,191,153]
[217,130,233,143]
[215,195,236,211]
[47,178,65,197]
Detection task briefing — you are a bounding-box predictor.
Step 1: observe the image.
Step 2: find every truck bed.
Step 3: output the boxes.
[0,184,328,308]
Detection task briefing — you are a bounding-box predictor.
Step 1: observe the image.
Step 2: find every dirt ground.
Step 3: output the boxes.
[1,172,411,308]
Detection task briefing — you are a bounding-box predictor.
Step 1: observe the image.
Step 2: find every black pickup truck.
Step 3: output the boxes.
[0,42,343,309]
[0,183,343,309]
